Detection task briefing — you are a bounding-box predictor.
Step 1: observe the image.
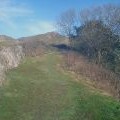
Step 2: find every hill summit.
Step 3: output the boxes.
[19,32,68,45]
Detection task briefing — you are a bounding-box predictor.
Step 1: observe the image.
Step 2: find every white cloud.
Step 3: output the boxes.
[0,0,55,37]
[26,21,56,35]
[0,0,33,28]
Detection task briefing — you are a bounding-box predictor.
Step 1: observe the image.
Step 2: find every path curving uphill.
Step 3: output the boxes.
[0,53,119,120]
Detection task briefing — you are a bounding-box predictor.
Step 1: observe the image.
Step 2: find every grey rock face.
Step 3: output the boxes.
[0,45,24,85]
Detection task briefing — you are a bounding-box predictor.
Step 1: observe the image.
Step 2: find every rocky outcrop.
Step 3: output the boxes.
[0,45,24,85]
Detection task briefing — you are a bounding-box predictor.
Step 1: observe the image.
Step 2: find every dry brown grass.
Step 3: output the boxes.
[63,52,120,99]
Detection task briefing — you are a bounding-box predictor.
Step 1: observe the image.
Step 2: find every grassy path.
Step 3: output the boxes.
[0,53,120,120]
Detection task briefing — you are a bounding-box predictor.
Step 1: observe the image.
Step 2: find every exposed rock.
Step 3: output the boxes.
[0,45,24,85]
[0,32,67,85]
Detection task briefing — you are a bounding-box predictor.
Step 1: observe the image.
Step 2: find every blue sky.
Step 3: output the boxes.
[0,0,120,38]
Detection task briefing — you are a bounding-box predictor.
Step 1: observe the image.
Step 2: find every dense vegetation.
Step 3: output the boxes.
[75,5,120,74]
[57,4,120,74]
[57,4,120,99]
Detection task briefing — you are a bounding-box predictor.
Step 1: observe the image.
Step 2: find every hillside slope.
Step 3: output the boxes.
[19,32,68,56]
[0,35,16,42]
[0,53,119,120]
[19,32,68,45]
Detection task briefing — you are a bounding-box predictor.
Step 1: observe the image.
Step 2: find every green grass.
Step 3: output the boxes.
[0,53,120,120]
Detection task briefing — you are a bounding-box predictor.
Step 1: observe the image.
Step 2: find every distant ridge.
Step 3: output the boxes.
[19,32,68,45]
[0,32,68,50]
[0,35,15,42]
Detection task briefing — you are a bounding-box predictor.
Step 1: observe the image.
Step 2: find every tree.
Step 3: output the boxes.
[56,4,120,99]
[102,4,120,36]
[56,9,76,65]
[56,9,76,47]
[78,4,120,64]
[79,4,120,36]
[75,20,116,64]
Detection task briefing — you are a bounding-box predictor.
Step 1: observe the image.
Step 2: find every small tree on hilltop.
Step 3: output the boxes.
[56,9,77,66]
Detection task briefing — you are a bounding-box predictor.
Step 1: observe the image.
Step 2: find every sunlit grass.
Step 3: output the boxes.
[0,53,119,120]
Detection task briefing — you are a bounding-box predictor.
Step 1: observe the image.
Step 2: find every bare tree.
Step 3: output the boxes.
[77,4,120,99]
[57,9,76,39]
[79,4,120,36]
[56,9,76,66]
[57,4,120,99]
